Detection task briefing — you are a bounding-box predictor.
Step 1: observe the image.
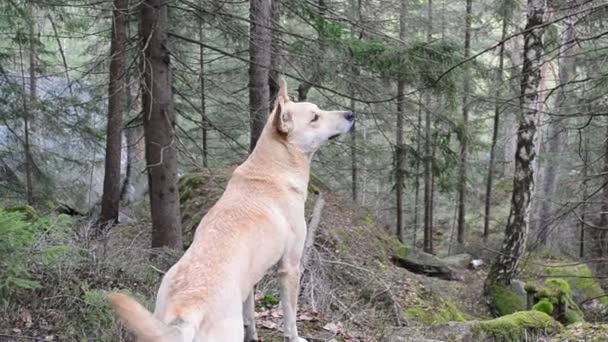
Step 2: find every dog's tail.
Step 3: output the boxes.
[109,292,179,340]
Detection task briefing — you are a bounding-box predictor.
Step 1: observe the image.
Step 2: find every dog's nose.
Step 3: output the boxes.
[344,111,355,122]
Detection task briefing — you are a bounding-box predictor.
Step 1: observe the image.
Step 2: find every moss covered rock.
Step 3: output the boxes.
[532,300,554,316]
[535,278,585,325]
[487,284,526,316]
[404,301,466,324]
[472,311,562,341]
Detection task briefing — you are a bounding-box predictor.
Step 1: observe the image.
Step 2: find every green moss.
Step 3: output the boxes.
[387,235,408,258]
[472,311,562,341]
[404,301,466,324]
[488,285,526,316]
[362,211,374,225]
[533,278,585,325]
[565,309,584,325]
[261,294,280,307]
[544,262,608,306]
[546,278,571,296]
[7,205,38,221]
[533,300,554,315]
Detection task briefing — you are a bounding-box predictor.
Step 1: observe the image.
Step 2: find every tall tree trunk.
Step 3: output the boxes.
[350,96,358,203]
[485,0,546,299]
[423,93,433,254]
[413,100,422,248]
[484,13,509,241]
[100,0,128,226]
[423,0,434,254]
[456,0,473,244]
[249,0,271,151]
[198,14,208,167]
[349,0,361,204]
[140,0,183,249]
[579,129,588,258]
[395,0,407,242]
[24,1,37,205]
[591,121,608,278]
[268,0,282,106]
[536,16,576,245]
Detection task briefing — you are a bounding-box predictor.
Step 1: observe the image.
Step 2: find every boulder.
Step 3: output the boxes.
[390,249,457,280]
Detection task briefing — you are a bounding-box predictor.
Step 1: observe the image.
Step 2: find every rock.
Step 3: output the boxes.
[510,279,528,305]
[390,249,457,280]
[441,253,473,269]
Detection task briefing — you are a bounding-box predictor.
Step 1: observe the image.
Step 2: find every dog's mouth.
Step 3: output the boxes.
[328,133,341,141]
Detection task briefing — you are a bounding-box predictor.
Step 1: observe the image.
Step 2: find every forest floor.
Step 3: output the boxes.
[1,168,607,341]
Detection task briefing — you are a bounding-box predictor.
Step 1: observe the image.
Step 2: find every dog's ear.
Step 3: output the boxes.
[274,98,293,134]
[273,78,293,134]
[277,77,289,102]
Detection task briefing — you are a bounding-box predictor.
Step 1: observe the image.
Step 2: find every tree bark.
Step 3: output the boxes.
[100,0,128,226]
[268,0,282,106]
[395,0,407,242]
[536,16,576,245]
[423,0,433,254]
[579,129,588,258]
[456,0,473,244]
[249,0,271,151]
[484,13,508,241]
[413,100,422,248]
[198,13,208,167]
[485,0,546,295]
[23,0,37,205]
[423,93,433,254]
[140,0,183,249]
[350,98,358,202]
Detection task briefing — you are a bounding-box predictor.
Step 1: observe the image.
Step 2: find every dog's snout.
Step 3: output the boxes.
[344,111,355,122]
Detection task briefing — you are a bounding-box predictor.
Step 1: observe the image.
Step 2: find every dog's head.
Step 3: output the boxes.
[270,79,354,154]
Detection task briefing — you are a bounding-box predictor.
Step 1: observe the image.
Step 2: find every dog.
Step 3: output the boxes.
[109,79,354,341]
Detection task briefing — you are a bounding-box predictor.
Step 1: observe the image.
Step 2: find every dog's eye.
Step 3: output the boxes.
[310,114,320,122]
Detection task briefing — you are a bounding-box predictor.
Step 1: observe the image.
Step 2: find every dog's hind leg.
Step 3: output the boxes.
[278,251,307,342]
[243,288,258,341]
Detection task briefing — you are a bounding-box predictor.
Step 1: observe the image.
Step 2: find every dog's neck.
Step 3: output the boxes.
[242,128,311,197]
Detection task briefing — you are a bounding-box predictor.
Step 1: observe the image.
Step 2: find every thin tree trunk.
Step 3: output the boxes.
[484,14,508,241]
[456,0,473,244]
[198,14,208,167]
[268,0,282,106]
[140,0,183,249]
[100,0,128,226]
[423,0,433,254]
[536,16,576,245]
[485,0,546,298]
[249,0,271,151]
[24,1,36,205]
[349,0,361,204]
[579,129,588,258]
[413,100,422,248]
[395,0,407,242]
[423,94,433,254]
[350,98,358,202]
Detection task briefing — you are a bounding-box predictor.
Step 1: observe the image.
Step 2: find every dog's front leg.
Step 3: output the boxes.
[243,289,258,341]
[278,257,307,342]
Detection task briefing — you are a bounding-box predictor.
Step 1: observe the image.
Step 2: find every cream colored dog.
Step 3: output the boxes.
[109,79,354,342]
